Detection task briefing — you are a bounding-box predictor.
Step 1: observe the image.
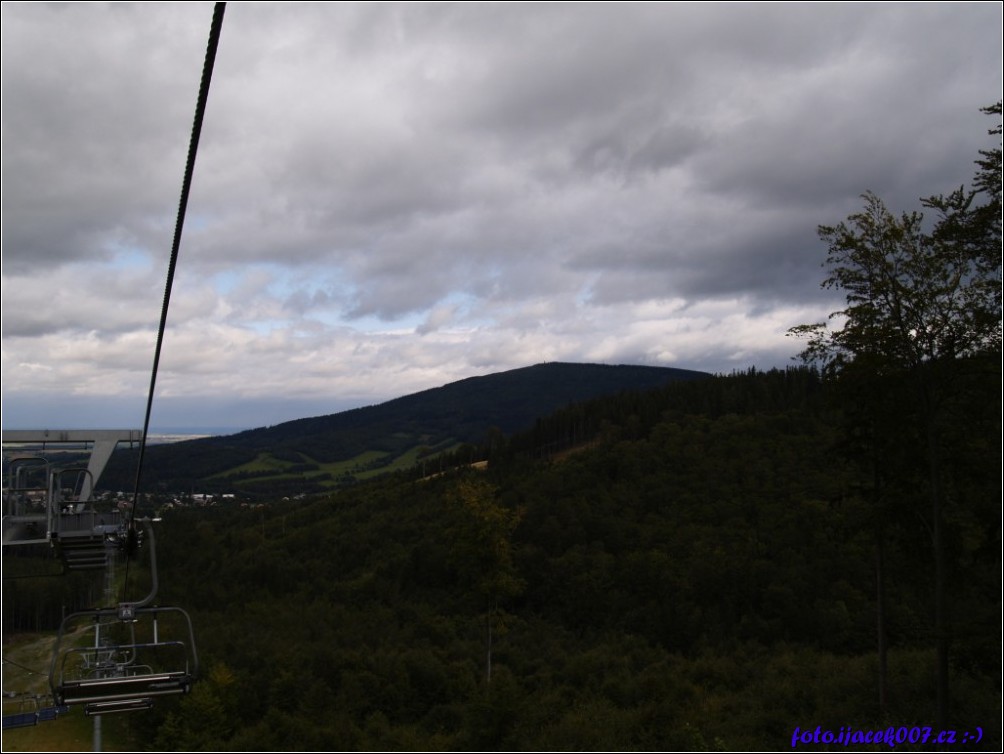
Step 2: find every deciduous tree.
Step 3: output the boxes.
[789,102,1001,728]
[447,476,525,684]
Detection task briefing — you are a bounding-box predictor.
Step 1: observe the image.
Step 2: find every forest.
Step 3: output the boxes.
[3,103,1000,750]
[97,362,709,497]
[123,362,1001,750]
[7,361,996,750]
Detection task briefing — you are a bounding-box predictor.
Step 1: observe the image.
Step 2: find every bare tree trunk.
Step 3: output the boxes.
[486,598,493,684]
[922,383,949,730]
[931,447,948,730]
[876,517,888,717]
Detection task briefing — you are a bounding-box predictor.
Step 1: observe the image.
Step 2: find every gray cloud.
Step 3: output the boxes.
[2,2,1000,429]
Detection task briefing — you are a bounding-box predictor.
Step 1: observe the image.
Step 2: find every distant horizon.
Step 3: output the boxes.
[0,361,712,449]
[0,425,249,437]
[148,426,250,437]
[0,360,717,435]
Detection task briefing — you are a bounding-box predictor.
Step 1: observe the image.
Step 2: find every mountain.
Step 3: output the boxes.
[104,365,1001,750]
[101,362,709,495]
[7,367,998,749]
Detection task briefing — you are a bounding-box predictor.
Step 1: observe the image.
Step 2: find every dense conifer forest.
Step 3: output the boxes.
[88,364,998,750]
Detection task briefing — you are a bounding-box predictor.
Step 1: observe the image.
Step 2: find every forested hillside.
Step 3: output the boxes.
[99,362,708,496]
[99,365,998,751]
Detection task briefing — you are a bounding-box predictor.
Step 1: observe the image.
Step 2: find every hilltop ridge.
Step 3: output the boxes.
[101,362,709,495]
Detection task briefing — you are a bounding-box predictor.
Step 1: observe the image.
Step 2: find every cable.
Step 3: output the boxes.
[2,657,46,677]
[123,2,226,601]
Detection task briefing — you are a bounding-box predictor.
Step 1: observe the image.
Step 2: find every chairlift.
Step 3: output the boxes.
[3,456,53,546]
[48,520,198,714]
[6,3,224,725]
[51,467,124,571]
[50,605,197,710]
[3,433,134,570]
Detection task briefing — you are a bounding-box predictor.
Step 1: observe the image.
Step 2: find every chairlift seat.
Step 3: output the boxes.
[56,671,192,706]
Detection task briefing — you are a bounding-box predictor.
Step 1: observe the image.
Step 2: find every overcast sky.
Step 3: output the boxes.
[2,2,1001,431]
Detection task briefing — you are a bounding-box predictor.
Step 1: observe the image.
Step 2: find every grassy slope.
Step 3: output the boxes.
[2,633,142,752]
[209,441,465,491]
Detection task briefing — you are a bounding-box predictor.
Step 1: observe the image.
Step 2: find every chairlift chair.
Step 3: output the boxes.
[3,445,128,569]
[49,605,198,711]
[48,519,199,714]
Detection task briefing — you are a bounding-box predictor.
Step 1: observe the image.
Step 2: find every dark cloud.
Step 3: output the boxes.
[2,2,1000,428]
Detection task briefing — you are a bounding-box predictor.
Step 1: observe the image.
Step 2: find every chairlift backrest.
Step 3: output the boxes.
[49,605,198,708]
